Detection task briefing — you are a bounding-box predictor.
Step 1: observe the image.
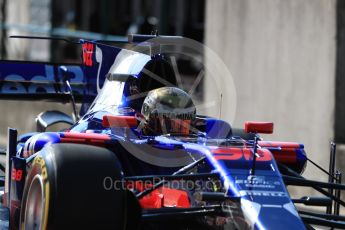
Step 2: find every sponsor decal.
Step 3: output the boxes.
[240,190,287,197]
[235,175,282,189]
[82,43,94,67]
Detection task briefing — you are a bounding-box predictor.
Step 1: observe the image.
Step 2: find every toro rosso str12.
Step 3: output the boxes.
[0,34,344,230]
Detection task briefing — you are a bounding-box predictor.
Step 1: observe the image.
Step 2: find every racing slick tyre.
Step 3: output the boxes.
[19,143,139,230]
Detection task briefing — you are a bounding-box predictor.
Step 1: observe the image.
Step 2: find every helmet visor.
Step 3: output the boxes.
[149,115,192,135]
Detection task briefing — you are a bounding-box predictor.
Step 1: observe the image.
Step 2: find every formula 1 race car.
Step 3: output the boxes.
[0,34,344,230]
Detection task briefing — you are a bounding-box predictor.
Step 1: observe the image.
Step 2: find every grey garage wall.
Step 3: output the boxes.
[205,0,336,188]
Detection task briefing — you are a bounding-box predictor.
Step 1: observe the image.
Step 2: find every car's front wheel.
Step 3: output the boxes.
[19,143,138,230]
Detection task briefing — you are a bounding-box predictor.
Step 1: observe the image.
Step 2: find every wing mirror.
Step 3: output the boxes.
[59,66,79,121]
[244,121,274,134]
[59,65,74,83]
[36,110,74,132]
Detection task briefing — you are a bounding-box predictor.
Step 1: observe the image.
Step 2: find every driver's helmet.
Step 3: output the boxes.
[141,87,196,135]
